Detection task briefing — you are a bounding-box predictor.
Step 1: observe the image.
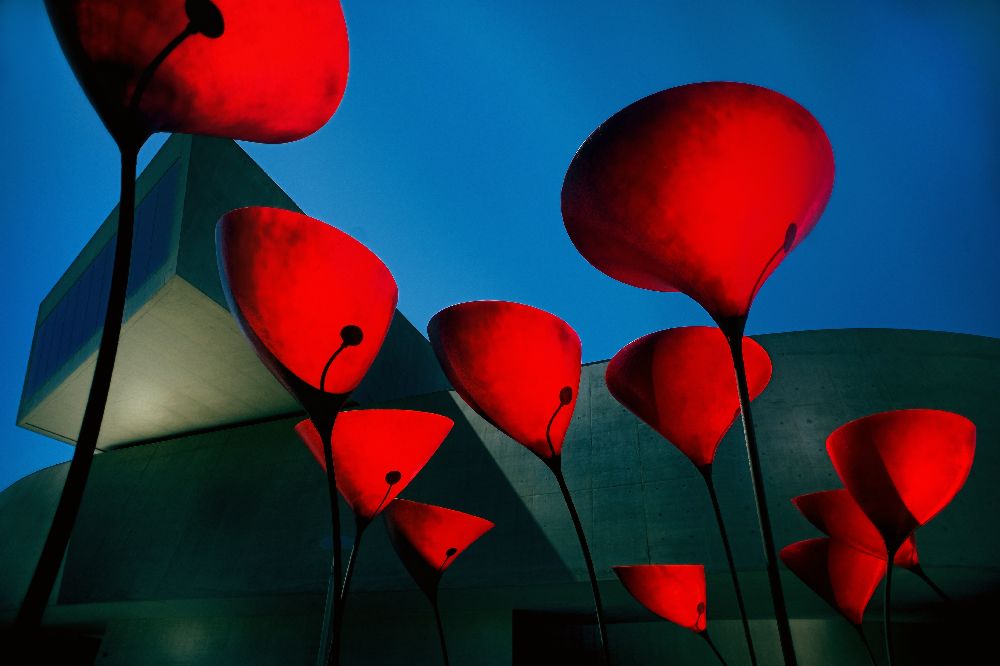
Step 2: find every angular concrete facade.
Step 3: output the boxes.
[4,138,998,664]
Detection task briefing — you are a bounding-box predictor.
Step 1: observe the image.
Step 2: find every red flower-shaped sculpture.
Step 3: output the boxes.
[384,499,494,598]
[793,490,918,569]
[780,538,886,626]
[217,207,398,420]
[562,81,834,322]
[46,0,349,146]
[295,410,453,523]
[606,326,771,468]
[613,565,708,633]
[826,409,976,552]
[427,301,581,462]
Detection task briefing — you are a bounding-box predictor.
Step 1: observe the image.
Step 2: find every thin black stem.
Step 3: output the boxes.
[331,520,366,656]
[320,344,348,393]
[883,553,896,666]
[11,23,198,641]
[431,594,450,666]
[552,465,610,665]
[909,564,950,603]
[722,320,797,666]
[318,421,344,666]
[701,467,757,666]
[701,632,729,666]
[855,623,878,666]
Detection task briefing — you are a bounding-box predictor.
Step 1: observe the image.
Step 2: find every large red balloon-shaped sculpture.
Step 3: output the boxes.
[606,326,771,468]
[562,81,835,666]
[826,409,975,665]
[384,499,494,666]
[562,81,834,322]
[428,301,580,462]
[46,0,349,147]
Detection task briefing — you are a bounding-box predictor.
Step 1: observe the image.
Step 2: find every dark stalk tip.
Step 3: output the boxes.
[445,547,457,558]
[385,470,402,485]
[340,325,364,347]
[185,0,225,38]
[558,386,573,405]
[783,223,798,252]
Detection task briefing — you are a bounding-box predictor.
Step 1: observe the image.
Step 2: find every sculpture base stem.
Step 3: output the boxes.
[909,564,949,602]
[431,593,450,666]
[701,631,729,666]
[855,623,878,666]
[884,553,896,666]
[317,419,343,666]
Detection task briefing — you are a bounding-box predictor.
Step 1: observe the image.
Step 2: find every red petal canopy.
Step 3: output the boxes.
[427,301,581,461]
[46,0,349,145]
[217,207,398,406]
[826,409,976,551]
[383,499,494,597]
[294,410,453,522]
[562,82,834,321]
[780,538,886,626]
[793,489,919,569]
[606,326,771,468]
[613,564,707,633]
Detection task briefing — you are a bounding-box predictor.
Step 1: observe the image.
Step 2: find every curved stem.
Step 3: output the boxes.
[721,319,797,666]
[909,564,950,603]
[552,465,610,665]
[331,520,365,657]
[431,593,450,666]
[855,623,878,666]
[317,420,344,666]
[701,632,729,666]
[883,555,896,666]
[701,467,757,666]
[319,344,348,393]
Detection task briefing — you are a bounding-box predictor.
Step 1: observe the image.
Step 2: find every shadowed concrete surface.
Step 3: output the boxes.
[1,329,997,664]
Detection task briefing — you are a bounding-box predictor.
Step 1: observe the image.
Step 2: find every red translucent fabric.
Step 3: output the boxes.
[780,538,885,625]
[826,409,976,551]
[562,82,834,320]
[217,207,397,399]
[792,489,918,569]
[606,326,771,468]
[384,499,494,596]
[612,564,707,633]
[428,301,581,461]
[294,410,452,522]
[46,0,349,145]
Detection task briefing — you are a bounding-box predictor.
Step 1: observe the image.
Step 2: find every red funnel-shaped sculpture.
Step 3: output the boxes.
[606,326,771,468]
[792,490,918,568]
[427,301,580,462]
[780,538,885,626]
[562,82,834,321]
[384,499,493,666]
[295,410,452,523]
[826,409,976,553]
[46,0,349,147]
[218,207,397,418]
[614,564,707,632]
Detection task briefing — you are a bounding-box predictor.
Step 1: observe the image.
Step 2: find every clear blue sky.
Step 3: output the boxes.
[1,1,998,491]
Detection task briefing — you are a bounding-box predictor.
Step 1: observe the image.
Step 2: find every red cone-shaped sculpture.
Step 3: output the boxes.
[792,490,918,568]
[780,538,885,627]
[562,82,834,321]
[384,499,494,666]
[295,410,452,523]
[428,301,580,461]
[826,409,976,552]
[46,0,349,147]
[606,326,771,468]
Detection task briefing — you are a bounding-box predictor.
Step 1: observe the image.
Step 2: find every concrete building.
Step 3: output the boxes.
[2,136,997,664]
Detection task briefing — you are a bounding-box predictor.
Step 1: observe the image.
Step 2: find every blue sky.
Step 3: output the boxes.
[1,0,998,490]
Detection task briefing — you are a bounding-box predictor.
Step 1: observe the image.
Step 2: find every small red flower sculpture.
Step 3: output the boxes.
[295,410,452,524]
[384,499,494,598]
[217,207,398,419]
[780,538,885,626]
[613,564,708,632]
[826,409,976,553]
[427,301,581,462]
[562,81,834,322]
[606,326,771,468]
[46,0,349,146]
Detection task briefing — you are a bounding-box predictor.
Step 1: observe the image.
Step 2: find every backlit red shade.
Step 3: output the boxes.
[384,499,494,597]
[427,301,581,461]
[826,409,976,551]
[613,565,707,633]
[217,207,398,405]
[294,410,453,522]
[606,326,771,468]
[780,538,885,626]
[562,82,834,320]
[46,0,349,145]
